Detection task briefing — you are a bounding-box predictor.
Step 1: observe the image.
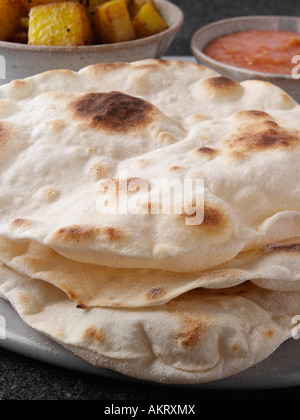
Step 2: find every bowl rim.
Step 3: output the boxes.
[191,15,300,80]
[0,0,184,53]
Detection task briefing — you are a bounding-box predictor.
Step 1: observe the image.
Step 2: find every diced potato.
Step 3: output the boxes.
[81,0,107,20]
[0,0,26,41]
[132,3,169,39]
[81,0,130,9]
[28,2,95,46]
[128,0,153,18]
[21,0,81,12]
[95,0,135,44]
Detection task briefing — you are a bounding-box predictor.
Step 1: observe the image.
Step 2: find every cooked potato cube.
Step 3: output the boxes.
[95,0,135,44]
[0,0,26,41]
[28,2,94,46]
[128,0,153,18]
[85,0,130,21]
[82,0,107,20]
[132,3,169,39]
[81,0,130,9]
[21,0,80,12]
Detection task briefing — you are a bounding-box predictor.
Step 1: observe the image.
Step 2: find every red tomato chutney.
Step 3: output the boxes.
[203,30,300,75]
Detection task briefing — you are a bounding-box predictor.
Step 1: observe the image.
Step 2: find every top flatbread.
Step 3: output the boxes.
[0,60,300,272]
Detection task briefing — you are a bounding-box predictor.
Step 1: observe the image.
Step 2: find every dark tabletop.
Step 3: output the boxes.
[1,347,300,401]
[1,0,300,401]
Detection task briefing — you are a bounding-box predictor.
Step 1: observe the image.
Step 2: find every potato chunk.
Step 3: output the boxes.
[128,0,154,18]
[85,0,130,21]
[95,0,135,44]
[21,0,80,12]
[28,2,94,46]
[0,0,26,41]
[84,0,107,19]
[132,2,169,39]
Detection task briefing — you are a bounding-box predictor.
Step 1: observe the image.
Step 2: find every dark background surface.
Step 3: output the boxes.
[1,0,300,401]
[1,347,300,400]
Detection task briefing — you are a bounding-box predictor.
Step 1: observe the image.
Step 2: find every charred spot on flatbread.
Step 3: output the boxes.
[56,225,98,242]
[234,110,272,120]
[41,188,60,202]
[181,204,228,234]
[10,218,32,229]
[54,224,125,243]
[102,226,124,242]
[146,287,165,300]
[263,243,300,254]
[195,147,218,159]
[227,121,300,155]
[90,163,107,180]
[177,317,208,349]
[203,76,243,98]
[0,121,14,152]
[169,166,185,172]
[262,328,275,339]
[83,327,105,344]
[202,205,225,227]
[11,80,28,90]
[69,91,154,133]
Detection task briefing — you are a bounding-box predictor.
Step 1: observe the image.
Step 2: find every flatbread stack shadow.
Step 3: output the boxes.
[0,59,300,384]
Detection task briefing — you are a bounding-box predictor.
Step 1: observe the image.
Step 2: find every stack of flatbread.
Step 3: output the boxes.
[1,59,300,384]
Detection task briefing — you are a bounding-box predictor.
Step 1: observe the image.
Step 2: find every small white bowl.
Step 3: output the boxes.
[0,0,184,84]
[191,16,300,103]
